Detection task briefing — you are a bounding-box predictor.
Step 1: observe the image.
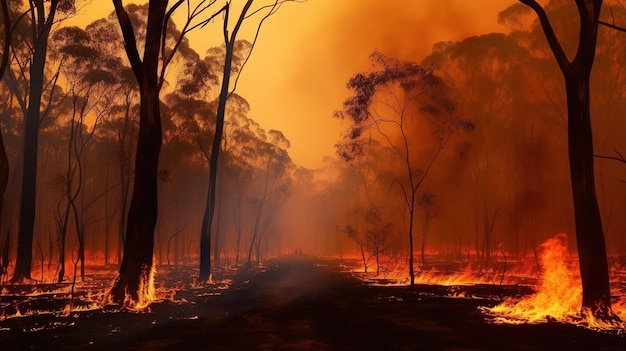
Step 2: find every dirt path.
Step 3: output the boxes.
[2,257,625,350]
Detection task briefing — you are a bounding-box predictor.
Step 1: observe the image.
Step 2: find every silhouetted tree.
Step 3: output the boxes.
[246,129,292,264]
[85,17,137,264]
[519,0,618,321]
[416,190,435,268]
[424,33,540,264]
[49,26,119,281]
[335,51,473,287]
[199,0,303,282]
[12,0,75,283]
[0,0,12,280]
[109,0,219,306]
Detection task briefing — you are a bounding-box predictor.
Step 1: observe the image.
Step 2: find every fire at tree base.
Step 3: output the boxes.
[481,233,626,333]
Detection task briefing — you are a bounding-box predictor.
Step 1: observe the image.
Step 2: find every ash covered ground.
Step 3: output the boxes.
[0,257,624,350]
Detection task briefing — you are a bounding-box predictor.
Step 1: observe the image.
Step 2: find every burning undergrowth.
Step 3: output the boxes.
[481,234,626,333]
[0,265,234,333]
[345,233,626,334]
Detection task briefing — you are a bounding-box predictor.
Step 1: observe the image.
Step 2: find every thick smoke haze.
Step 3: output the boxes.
[231,0,510,169]
[2,1,626,282]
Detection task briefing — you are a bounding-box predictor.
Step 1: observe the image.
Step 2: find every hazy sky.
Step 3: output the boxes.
[69,0,511,168]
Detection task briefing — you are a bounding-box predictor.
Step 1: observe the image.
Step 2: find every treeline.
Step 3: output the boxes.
[327,0,626,275]
[0,1,296,290]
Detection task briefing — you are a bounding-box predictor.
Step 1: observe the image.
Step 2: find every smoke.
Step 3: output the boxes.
[287,0,626,264]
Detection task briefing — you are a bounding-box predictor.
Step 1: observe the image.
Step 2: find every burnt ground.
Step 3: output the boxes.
[1,257,624,350]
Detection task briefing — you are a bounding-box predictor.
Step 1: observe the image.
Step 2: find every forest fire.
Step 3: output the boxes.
[482,234,626,333]
[344,233,626,333]
[0,265,193,323]
[3,0,626,348]
[121,263,157,311]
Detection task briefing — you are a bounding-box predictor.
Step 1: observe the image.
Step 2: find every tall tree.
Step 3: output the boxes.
[423,33,542,262]
[246,129,292,264]
[199,0,299,281]
[85,18,137,264]
[50,26,119,281]
[109,0,219,306]
[335,51,473,287]
[0,0,12,280]
[519,0,618,320]
[11,0,75,283]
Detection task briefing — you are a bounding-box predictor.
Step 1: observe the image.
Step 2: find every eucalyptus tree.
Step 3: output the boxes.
[0,0,13,281]
[423,33,546,262]
[518,0,619,321]
[199,0,304,282]
[109,0,222,306]
[246,129,293,264]
[10,0,77,283]
[84,17,142,264]
[335,51,473,287]
[335,139,403,274]
[221,101,263,264]
[159,61,217,266]
[49,25,121,282]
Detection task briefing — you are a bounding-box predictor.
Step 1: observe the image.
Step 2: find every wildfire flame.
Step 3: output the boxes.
[122,263,157,311]
[482,233,626,332]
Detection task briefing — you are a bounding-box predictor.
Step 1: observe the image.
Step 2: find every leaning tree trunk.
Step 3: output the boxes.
[199,25,235,283]
[199,0,253,283]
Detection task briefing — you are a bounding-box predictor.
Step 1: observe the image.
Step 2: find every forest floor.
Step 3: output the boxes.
[0,256,625,350]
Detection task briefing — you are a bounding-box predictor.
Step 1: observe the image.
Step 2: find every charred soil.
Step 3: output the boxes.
[1,257,624,350]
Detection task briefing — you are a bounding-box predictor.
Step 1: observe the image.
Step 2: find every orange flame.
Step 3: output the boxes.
[123,263,157,311]
[482,233,626,332]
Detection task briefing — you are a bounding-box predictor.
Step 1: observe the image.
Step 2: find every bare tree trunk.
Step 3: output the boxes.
[56,202,71,282]
[234,194,242,265]
[0,1,10,220]
[13,2,58,282]
[104,172,112,265]
[200,1,253,282]
[110,86,161,304]
[520,0,616,319]
[247,200,266,265]
[213,160,225,269]
[408,199,415,287]
[565,74,613,316]
[117,101,133,265]
[110,0,165,305]
[420,212,432,269]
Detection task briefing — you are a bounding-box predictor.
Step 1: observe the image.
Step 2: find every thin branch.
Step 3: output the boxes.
[39,67,63,126]
[112,0,143,80]
[595,149,626,164]
[230,0,306,95]
[599,20,626,33]
[193,2,227,31]
[389,177,411,210]
[244,0,303,19]
[159,0,186,82]
[519,0,571,72]
[0,0,11,79]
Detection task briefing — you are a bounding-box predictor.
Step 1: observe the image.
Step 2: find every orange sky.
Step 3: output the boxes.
[68,0,512,168]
